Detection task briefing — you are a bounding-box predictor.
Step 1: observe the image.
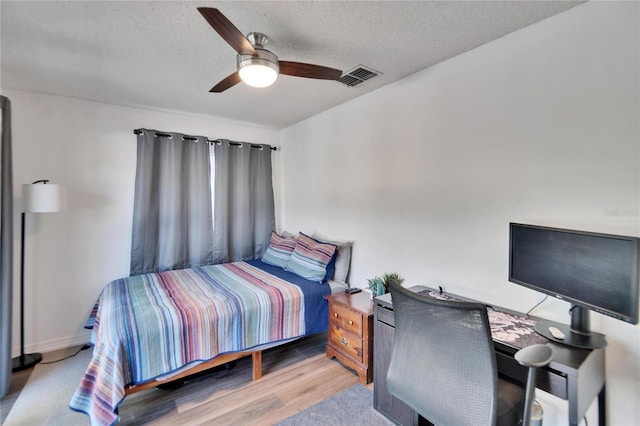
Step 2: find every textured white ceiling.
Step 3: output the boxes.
[1,1,583,129]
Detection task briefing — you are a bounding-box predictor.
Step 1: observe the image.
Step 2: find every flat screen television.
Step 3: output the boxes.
[509,223,639,349]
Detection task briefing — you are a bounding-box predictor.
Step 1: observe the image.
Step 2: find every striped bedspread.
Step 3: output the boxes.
[69,260,329,426]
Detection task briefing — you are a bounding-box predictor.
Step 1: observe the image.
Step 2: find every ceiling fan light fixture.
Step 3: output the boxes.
[237,49,279,88]
[199,11,343,92]
[239,62,278,88]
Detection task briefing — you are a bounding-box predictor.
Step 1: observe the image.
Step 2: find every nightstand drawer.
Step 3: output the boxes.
[328,325,363,362]
[329,303,363,337]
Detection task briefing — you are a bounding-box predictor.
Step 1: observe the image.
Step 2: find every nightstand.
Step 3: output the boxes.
[324,291,374,384]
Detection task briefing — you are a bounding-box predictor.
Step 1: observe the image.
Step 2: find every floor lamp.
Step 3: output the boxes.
[12,179,63,372]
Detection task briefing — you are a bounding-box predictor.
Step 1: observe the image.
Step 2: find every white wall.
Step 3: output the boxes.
[279,2,639,425]
[5,88,280,353]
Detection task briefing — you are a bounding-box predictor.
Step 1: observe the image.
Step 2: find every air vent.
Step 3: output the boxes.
[338,65,380,87]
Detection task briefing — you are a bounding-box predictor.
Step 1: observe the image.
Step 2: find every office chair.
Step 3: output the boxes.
[387,282,552,426]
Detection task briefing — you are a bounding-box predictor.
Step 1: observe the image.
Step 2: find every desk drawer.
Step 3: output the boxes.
[328,325,363,362]
[496,352,567,400]
[376,304,394,327]
[330,303,363,337]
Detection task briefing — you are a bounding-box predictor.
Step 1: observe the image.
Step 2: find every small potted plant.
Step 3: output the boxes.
[367,272,404,297]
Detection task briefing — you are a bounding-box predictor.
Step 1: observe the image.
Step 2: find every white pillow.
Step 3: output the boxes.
[312,233,352,284]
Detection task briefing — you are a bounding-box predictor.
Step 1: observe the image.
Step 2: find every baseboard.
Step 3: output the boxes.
[12,331,92,357]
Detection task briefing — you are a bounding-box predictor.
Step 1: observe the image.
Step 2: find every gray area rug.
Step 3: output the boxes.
[276,384,394,426]
[4,349,90,426]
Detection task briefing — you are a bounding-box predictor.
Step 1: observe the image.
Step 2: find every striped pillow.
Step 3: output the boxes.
[286,233,337,283]
[261,232,297,268]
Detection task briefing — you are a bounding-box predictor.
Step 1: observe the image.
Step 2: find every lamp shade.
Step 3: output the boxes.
[22,183,64,213]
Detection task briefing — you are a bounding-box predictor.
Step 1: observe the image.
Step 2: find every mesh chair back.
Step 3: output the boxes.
[387,282,499,426]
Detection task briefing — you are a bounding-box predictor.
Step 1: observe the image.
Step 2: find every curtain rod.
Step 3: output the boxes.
[133,129,277,151]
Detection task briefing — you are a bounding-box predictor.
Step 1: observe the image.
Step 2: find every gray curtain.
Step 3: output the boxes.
[213,139,275,264]
[0,96,13,397]
[130,129,214,275]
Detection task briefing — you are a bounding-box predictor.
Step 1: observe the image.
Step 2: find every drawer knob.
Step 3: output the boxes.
[340,336,349,347]
[349,320,353,325]
[334,313,338,318]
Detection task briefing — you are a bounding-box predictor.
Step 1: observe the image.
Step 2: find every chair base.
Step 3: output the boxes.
[12,353,43,372]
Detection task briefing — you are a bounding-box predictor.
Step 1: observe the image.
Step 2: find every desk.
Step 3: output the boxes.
[373,286,606,426]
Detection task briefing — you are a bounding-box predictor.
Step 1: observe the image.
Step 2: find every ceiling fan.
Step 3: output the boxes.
[198,7,343,92]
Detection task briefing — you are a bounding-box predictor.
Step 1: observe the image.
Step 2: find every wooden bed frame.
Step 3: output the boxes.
[125,350,263,395]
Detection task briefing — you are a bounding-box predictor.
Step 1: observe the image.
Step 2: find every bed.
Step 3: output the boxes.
[69,232,351,426]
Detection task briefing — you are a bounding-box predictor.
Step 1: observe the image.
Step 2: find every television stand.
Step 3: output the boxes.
[534,319,607,349]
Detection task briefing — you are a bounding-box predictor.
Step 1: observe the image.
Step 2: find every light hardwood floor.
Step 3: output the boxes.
[2,333,370,425]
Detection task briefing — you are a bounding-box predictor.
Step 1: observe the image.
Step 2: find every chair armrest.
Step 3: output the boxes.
[514,344,553,368]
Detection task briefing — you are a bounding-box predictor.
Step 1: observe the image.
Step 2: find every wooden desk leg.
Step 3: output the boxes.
[598,385,606,426]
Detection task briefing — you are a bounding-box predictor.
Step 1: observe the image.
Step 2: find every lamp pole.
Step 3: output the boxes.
[12,211,42,371]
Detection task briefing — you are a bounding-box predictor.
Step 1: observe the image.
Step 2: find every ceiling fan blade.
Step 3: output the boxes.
[197,7,257,56]
[210,72,242,93]
[279,61,343,80]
